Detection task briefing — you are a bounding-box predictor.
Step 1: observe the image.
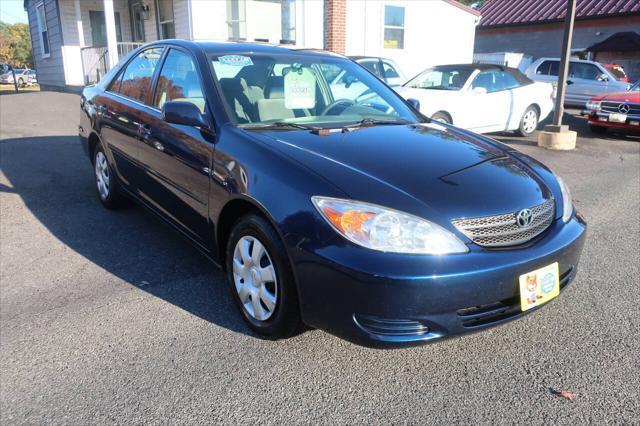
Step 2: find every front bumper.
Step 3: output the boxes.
[582,110,640,132]
[293,215,586,348]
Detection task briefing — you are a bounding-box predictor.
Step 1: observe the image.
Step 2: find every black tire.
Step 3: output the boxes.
[93,143,127,209]
[589,124,607,134]
[431,112,451,124]
[225,213,301,339]
[517,105,539,136]
[18,78,24,87]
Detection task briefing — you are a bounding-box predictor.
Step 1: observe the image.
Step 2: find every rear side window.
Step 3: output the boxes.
[360,60,382,78]
[113,47,164,104]
[154,49,206,113]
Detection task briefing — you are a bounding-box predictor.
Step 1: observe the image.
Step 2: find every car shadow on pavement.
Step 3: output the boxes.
[0,135,256,337]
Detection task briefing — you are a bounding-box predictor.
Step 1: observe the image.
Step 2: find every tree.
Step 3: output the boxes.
[0,22,33,68]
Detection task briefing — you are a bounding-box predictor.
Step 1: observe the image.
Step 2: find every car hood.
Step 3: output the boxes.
[593,91,640,103]
[250,123,552,222]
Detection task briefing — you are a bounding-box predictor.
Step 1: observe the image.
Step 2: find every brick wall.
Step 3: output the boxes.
[325,0,346,54]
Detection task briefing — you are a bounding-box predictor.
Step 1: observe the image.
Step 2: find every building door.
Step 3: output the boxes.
[89,10,122,46]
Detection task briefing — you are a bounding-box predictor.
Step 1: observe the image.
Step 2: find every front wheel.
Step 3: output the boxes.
[517,106,539,136]
[226,214,301,339]
[431,112,451,124]
[18,78,24,87]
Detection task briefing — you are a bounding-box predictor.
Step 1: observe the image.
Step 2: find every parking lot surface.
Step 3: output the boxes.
[1,91,639,424]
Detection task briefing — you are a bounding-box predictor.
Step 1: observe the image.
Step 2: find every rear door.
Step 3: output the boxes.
[136,47,213,245]
[97,47,164,189]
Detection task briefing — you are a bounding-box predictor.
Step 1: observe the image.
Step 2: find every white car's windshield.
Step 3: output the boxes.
[404,66,474,91]
[209,53,420,128]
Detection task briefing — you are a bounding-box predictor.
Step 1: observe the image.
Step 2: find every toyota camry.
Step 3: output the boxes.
[79,41,586,348]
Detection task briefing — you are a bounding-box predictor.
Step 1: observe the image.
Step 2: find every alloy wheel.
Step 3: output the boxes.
[522,109,538,134]
[95,151,110,200]
[232,236,278,321]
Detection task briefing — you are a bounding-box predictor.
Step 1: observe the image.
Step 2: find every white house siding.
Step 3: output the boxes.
[26,0,66,89]
[190,0,324,48]
[173,0,191,39]
[58,0,132,47]
[346,0,478,77]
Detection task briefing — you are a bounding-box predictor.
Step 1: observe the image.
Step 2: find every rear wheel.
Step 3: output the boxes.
[517,106,539,136]
[18,78,24,87]
[431,112,451,124]
[589,124,607,134]
[93,144,127,209]
[226,214,301,339]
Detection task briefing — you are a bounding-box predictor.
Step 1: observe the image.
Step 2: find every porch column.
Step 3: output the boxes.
[74,0,85,47]
[103,0,119,68]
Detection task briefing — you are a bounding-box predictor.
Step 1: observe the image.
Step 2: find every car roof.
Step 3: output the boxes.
[534,57,600,64]
[434,63,508,71]
[144,39,344,59]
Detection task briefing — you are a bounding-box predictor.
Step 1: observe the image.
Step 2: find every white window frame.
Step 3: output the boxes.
[382,4,405,50]
[35,2,50,58]
[155,0,175,39]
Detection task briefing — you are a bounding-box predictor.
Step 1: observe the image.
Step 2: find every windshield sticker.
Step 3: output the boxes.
[218,55,253,67]
[284,68,316,109]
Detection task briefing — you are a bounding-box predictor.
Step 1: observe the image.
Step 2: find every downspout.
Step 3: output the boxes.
[187,0,193,40]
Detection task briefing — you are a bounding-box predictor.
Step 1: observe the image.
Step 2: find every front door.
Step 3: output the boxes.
[566,61,609,105]
[137,47,213,245]
[89,10,122,45]
[465,70,511,131]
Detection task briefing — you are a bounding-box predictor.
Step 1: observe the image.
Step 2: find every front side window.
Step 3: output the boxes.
[569,63,601,80]
[492,71,521,91]
[383,62,399,79]
[209,53,419,127]
[35,3,50,57]
[115,48,164,103]
[383,5,405,49]
[156,0,175,39]
[405,66,473,91]
[154,49,205,112]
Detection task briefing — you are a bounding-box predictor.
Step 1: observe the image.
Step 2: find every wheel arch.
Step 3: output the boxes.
[431,110,453,124]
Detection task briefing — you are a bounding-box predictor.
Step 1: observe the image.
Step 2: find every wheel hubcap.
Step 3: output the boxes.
[232,236,278,321]
[523,110,537,133]
[95,151,110,200]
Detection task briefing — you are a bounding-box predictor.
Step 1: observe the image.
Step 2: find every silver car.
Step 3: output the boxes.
[526,58,630,107]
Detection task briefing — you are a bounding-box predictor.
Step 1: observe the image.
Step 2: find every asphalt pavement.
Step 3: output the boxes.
[1,91,639,424]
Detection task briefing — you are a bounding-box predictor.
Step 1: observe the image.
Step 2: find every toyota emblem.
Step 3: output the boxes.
[516,209,533,228]
[618,103,630,114]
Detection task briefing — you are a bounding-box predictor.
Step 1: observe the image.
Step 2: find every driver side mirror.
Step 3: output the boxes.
[344,74,358,89]
[597,73,609,82]
[162,101,210,128]
[471,87,487,95]
[407,98,420,110]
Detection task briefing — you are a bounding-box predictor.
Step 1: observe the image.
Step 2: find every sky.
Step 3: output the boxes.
[0,0,28,24]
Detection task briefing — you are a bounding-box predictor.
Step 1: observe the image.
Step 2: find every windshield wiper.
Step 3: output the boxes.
[341,118,413,131]
[243,121,322,131]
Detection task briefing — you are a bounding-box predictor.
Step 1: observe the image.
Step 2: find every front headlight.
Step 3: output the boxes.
[555,175,573,222]
[312,196,468,255]
[585,100,601,111]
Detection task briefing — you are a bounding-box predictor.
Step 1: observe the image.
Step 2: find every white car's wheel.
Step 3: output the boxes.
[518,106,539,136]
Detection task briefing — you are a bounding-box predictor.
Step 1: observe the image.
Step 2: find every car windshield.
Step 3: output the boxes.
[404,66,474,91]
[208,52,420,128]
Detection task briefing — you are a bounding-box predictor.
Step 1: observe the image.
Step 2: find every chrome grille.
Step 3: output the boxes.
[452,199,555,247]
[601,101,640,115]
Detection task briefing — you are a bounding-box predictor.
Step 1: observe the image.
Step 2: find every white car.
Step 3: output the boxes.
[396,64,555,136]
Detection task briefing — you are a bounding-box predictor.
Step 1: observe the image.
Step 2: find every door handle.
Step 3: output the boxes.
[137,123,152,141]
[566,80,574,85]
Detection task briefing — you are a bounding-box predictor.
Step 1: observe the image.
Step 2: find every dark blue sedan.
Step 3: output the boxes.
[79,41,586,348]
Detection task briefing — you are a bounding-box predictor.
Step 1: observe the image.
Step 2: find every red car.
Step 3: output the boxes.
[583,81,640,134]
